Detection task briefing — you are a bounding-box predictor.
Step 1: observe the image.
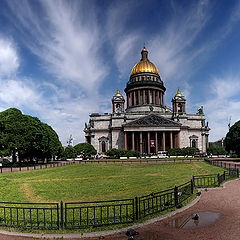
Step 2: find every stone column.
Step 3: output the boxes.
[132,132,135,151]
[170,132,173,149]
[155,132,158,154]
[148,90,151,104]
[162,93,164,106]
[148,132,150,155]
[140,132,143,154]
[130,92,133,106]
[153,90,155,104]
[138,90,141,105]
[157,91,159,105]
[177,132,180,148]
[124,132,127,150]
[162,132,165,151]
[133,91,136,106]
[127,93,129,108]
[143,90,146,104]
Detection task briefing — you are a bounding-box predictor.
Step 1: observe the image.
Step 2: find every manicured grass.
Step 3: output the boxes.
[0,161,224,203]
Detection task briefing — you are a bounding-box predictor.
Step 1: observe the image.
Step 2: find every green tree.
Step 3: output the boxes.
[168,147,199,156]
[105,148,140,158]
[226,120,240,156]
[63,146,77,159]
[74,143,96,159]
[207,142,227,155]
[0,108,63,162]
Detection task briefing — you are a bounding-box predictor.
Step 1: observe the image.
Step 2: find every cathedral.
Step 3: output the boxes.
[84,47,210,155]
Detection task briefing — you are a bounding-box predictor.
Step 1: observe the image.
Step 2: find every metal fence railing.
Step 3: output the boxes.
[0,161,74,174]
[0,202,59,229]
[138,187,175,219]
[64,199,134,229]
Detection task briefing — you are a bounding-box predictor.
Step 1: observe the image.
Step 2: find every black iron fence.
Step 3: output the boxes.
[64,199,134,229]
[0,161,74,174]
[0,202,59,229]
[206,159,240,170]
[0,164,238,230]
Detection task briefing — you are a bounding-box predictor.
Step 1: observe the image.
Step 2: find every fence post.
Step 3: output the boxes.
[237,168,239,178]
[60,201,64,230]
[174,186,178,207]
[224,171,226,181]
[135,197,139,220]
[0,167,2,174]
[191,178,194,194]
[11,167,12,172]
[217,173,220,186]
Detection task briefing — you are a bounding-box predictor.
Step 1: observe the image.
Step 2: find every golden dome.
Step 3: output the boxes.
[176,89,182,97]
[115,89,122,97]
[130,47,160,76]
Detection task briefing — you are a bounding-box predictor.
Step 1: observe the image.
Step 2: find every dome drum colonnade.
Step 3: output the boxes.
[125,47,166,110]
[123,47,180,154]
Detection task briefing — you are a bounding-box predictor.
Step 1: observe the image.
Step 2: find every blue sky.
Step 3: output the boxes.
[0,0,240,144]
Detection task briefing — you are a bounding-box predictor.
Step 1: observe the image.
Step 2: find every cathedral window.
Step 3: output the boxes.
[178,103,183,113]
[102,141,106,153]
[192,139,196,148]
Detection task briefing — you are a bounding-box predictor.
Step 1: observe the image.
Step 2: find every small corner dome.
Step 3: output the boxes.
[175,89,183,97]
[130,47,160,76]
[115,90,122,97]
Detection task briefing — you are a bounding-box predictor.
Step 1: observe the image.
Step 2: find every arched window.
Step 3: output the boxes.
[192,139,196,148]
[102,141,106,153]
[178,103,183,112]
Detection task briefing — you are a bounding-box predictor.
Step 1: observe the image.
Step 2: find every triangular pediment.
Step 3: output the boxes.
[124,114,181,127]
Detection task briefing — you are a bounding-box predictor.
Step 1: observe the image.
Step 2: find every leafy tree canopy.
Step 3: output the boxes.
[0,108,63,162]
[106,148,140,158]
[168,147,199,156]
[74,143,96,159]
[225,120,240,156]
[62,146,77,159]
[207,142,227,155]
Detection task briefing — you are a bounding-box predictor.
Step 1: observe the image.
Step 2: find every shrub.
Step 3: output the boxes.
[168,147,199,156]
[106,149,140,158]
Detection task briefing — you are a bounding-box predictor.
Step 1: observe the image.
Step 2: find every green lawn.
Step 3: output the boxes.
[0,161,224,203]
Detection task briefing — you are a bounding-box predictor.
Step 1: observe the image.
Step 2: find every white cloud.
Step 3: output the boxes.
[0,79,40,107]
[6,0,107,93]
[200,75,240,142]
[0,38,19,77]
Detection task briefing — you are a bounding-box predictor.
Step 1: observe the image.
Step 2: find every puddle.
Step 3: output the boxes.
[169,211,221,229]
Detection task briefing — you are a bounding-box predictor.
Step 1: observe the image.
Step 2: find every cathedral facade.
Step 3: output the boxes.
[84,47,210,155]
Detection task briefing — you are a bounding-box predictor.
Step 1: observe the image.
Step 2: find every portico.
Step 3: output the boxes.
[123,114,181,154]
